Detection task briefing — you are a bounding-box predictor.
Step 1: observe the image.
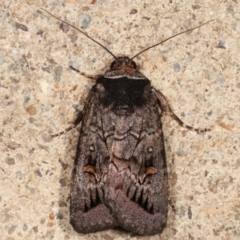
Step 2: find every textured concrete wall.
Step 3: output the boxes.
[1,0,239,239]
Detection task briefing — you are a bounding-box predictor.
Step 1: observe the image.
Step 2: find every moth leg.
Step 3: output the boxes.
[70,66,101,80]
[51,111,83,137]
[153,88,211,133]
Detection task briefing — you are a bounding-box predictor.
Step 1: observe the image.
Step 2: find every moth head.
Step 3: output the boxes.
[110,57,137,70]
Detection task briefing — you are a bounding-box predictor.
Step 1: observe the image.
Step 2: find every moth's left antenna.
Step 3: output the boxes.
[40,8,117,59]
[131,20,214,60]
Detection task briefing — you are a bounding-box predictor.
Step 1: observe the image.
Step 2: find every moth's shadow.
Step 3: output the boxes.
[162,120,178,237]
[57,128,80,236]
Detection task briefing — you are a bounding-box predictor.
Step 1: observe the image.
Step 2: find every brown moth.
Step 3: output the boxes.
[41,9,212,235]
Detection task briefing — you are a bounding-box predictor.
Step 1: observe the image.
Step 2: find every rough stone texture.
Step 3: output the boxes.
[0,0,239,239]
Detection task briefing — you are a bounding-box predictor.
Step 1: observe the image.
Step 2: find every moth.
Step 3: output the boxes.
[41,9,212,235]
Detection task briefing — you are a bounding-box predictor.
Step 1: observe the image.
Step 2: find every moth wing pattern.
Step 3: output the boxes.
[70,89,117,233]
[105,87,168,235]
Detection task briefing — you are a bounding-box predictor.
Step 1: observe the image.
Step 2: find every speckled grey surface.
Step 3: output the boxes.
[1,0,240,239]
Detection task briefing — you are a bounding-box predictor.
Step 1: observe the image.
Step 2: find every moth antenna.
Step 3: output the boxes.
[40,8,117,59]
[131,19,214,60]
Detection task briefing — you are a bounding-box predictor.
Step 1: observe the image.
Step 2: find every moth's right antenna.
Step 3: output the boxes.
[40,8,117,59]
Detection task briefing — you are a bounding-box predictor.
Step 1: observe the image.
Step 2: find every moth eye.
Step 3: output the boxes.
[110,60,116,69]
[89,145,95,152]
[131,61,137,69]
[147,147,153,153]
